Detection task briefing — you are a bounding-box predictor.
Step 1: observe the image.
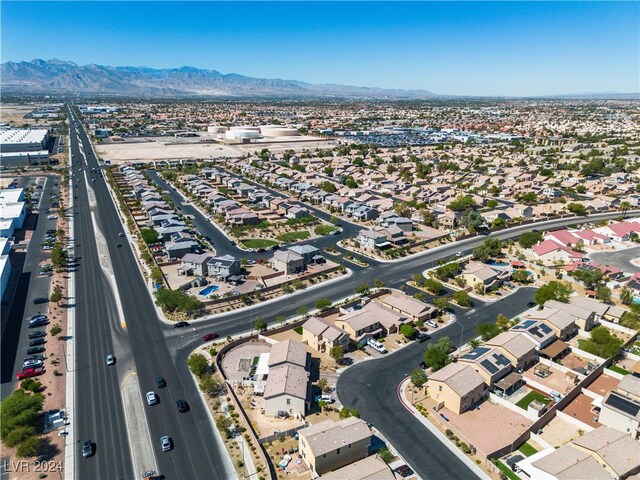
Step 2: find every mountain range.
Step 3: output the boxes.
[0,59,435,98]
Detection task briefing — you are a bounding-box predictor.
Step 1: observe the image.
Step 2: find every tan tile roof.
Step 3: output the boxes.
[303,316,346,343]
[268,340,308,368]
[428,363,485,397]
[532,446,614,480]
[337,302,405,332]
[617,374,640,399]
[380,293,435,318]
[321,454,395,480]
[572,426,640,477]
[486,332,536,360]
[264,364,308,400]
[298,417,371,457]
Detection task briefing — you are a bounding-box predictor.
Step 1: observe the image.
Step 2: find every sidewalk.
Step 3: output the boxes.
[397,377,490,480]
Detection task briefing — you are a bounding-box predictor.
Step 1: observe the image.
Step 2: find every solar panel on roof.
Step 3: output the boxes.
[480,359,499,374]
[462,346,490,360]
[513,320,535,330]
[539,323,553,334]
[493,353,511,366]
[605,392,640,417]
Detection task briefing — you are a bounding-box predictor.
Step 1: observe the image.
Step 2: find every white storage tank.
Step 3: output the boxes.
[260,126,299,137]
[225,127,261,140]
[207,125,227,134]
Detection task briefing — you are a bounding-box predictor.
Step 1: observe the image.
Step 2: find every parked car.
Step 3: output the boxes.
[426,320,439,329]
[416,333,431,343]
[82,440,95,458]
[17,367,45,380]
[106,354,115,366]
[155,376,166,388]
[23,358,44,369]
[202,333,219,342]
[176,399,189,413]
[173,321,190,328]
[26,347,46,355]
[367,338,387,354]
[527,302,536,308]
[33,297,49,305]
[314,395,335,404]
[28,338,46,347]
[118,232,125,237]
[455,251,463,257]
[394,465,414,477]
[160,436,172,452]
[146,391,158,405]
[28,331,47,339]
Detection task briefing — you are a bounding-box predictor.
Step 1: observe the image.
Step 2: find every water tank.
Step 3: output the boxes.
[260,126,299,137]
[207,125,227,134]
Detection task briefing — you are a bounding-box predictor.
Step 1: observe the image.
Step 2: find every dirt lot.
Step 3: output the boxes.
[96,140,243,162]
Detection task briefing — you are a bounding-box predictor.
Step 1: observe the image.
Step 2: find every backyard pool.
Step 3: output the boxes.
[486,259,510,267]
[199,285,219,296]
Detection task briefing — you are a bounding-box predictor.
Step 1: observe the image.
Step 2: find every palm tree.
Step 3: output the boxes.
[620,201,631,219]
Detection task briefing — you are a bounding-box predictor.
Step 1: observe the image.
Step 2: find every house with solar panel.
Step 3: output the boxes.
[509,320,557,349]
[597,375,640,439]
[458,346,513,386]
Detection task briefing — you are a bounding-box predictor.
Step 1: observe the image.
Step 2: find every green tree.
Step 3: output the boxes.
[19,379,42,393]
[566,202,587,215]
[469,338,482,349]
[595,286,612,304]
[378,447,393,463]
[412,273,426,287]
[317,378,329,393]
[620,287,633,306]
[199,375,220,398]
[50,284,63,305]
[448,195,476,212]
[355,283,371,295]
[424,337,453,371]
[16,436,41,458]
[570,269,604,290]
[425,278,443,294]
[154,288,202,315]
[140,228,159,244]
[582,326,623,358]
[410,368,428,388]
[330,346,344,364]
[519,231,543,249]
[434,297,451,311]
[476,322,501,341]
[400,324,417,339]
[0,389,44,441]
[534,281,572,305]
[296,306,309,317]
[315,298,332,311]
[374,278,386,288]
[452,290,471,307]
[187,354,209,378]
[496,314,511,331]
[4,426,36,448]
[255,316,267,331]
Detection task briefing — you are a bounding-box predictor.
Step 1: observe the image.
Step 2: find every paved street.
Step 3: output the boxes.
[68,108,231,480]
[336,288,535,480]
[589,245,640,274]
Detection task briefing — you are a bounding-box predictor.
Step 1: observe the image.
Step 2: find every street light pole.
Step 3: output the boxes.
[451,315,464,351]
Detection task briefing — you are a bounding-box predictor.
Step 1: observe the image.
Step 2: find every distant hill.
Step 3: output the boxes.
[0,59,436,98]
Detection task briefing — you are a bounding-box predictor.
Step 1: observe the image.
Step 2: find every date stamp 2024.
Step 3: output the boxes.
[2,460,64,473]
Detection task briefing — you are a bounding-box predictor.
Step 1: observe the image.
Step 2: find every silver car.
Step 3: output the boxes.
[160,436,172,452]
[146,391,158,405]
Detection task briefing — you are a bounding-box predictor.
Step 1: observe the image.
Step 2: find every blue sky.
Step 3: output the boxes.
[2,1,638,96]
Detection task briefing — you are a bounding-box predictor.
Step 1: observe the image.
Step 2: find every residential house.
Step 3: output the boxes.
[263,340,310,417]
[178,253,213,276]
[527,307,578,340]
[380,293,437,321]
[270,250,305,275]
[458,346,512,386]
[545,299,597,332]
[357,229,390,250]
[522,444,616,480]
[288,245,320,265]
[320,454,395,480]
[532,239,584,264]
[461,261,510,293]
[298,417,372,475]
[486,332,537,371]
[427,363,486,415]
[207,254,241,281]
[302,316,350,354]
[165,239,199,260]
[509,320,557,349]
[335,302,407,344]
[599,390,640,439]
[572,426,640,479]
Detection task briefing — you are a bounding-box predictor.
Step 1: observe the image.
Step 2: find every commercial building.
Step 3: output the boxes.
[0,129,50,166]
[0,188,26,238]
[298,417,372,475]
[0,237,12,301]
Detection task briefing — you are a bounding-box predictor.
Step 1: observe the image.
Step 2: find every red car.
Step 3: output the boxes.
[17,367,45,380]
[202,333,219,342]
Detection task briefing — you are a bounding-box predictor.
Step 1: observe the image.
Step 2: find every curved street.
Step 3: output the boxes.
[589,245,640,274]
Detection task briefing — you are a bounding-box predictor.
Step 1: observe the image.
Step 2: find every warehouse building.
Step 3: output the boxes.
[0,129,50,166]
[0,188,26,237]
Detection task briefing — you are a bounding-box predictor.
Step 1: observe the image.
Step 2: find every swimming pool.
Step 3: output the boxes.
[199,285,219,296]
[486,260,510,267]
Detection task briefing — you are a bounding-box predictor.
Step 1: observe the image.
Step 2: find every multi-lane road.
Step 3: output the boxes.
[64,105,639,479]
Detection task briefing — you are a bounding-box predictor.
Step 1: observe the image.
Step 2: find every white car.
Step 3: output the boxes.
[146,391,158,405]
[455,251,463,258]
[367,338,388,354]
[47,215,58,220]
[426,320,439,329]
[106,354,115,366]
[160,435,172,452]
[314,394,335,404]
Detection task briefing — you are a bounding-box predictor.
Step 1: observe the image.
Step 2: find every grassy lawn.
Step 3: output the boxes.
[293,327,303,335]
[609,365,631,376]
[277,230,310,242]
[518,442,538,457]
[241,238,278,248]
[496,460,522,480]
[314,224,336,236]
[516,391,551,410]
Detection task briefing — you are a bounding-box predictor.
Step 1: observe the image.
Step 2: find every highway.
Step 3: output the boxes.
[68,104,639,479]
[67,107,231,480]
